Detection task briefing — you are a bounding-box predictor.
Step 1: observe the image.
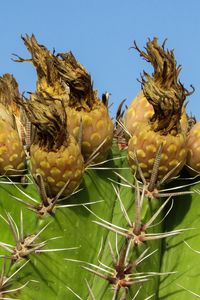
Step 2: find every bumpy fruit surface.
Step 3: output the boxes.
[16,93,85,198]
[0,119,25,175]
[66,102,113,160]
[127,38,193,181]
[128,121,187,180]
[0,74,25,175]
[186,122,200,173]
[31,135,84,196]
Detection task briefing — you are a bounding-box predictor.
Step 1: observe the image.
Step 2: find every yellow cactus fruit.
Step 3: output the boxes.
[55,52,114,161]
[0,74,26,175]
[15,91,84,198]
[127,38,193,181]
[186,122,200,174]
[128,121,187,180]
[65,96,113,161]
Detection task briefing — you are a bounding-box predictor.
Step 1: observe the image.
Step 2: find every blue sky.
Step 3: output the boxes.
[1,0,200,120]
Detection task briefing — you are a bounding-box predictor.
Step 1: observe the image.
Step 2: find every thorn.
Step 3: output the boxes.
[132,286,142,300]
[176,284,200,298]
[35,246,79,253]
[66,286,83,300]
[85,279,96,300]
[184,241,200,254]
[84,138,108,168]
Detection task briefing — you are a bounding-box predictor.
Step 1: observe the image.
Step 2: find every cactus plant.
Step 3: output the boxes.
[0,35,199,300]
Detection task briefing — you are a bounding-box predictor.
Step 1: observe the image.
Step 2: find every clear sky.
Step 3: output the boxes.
[1,0,200,120]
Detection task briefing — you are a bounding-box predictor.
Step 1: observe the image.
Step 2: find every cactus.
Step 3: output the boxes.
[0,36,200,300]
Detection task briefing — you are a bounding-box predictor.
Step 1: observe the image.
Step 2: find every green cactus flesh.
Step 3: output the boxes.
[0,145,198,300]
[0,147,162,300]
